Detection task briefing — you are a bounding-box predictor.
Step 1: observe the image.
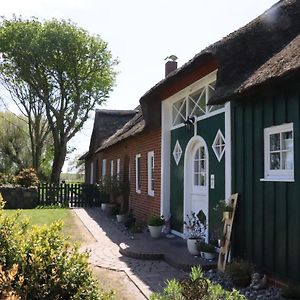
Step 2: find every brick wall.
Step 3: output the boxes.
[96,128,161,223]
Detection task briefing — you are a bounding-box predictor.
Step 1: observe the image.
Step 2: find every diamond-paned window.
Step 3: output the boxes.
[171,77,224,127]
[172,98,186,126]
[173,140,182,165]
[212,130,225,162]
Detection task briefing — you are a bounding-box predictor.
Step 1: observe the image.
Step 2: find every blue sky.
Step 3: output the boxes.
[0,0,278,171]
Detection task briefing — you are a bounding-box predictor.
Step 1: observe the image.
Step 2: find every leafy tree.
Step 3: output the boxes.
[0,80,51,176]
[0,112,31,172]
[0,17,117,183]
[0,111,53,178]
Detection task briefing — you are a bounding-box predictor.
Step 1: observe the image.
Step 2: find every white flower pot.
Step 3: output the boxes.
[148,225,163,238]
[202,252,216,260]
[116,214,124,222]
[101,203,107,211]
[187,238,200,256]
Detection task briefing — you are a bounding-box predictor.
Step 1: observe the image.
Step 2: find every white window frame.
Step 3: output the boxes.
[135,154,141,193]
[116,158,121,179]
[110,160,114,176]
[262,123,294,182]
[147,151,154,196]
[102,159,107,177]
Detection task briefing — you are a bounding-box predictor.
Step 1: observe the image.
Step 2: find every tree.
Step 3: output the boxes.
[0,81,51,176]
[0,112,31,172]
[0,111,53,178]
[0,17,117,183]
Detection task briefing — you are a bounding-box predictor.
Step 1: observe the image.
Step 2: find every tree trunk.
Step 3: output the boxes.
[50,144,67,183]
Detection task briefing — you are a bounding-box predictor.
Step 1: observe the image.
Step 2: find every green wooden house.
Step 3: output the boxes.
[140,0,300,281]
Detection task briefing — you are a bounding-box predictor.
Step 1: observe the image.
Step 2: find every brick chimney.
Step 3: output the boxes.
[165,55,178,77]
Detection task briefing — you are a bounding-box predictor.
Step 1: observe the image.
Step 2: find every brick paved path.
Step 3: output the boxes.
[74,208,187,299]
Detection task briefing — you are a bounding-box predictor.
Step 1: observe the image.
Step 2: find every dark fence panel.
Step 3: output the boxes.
[38,183,105,207]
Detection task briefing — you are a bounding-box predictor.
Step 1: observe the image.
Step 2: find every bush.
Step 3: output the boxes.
[196,241,216,253]
[281,284,300,299]
[150,266,246,300]
[0,194,113,299]
[225,261,254,287]
[147,215,165,226]
[15,168,39,187]
[0,173,16,186]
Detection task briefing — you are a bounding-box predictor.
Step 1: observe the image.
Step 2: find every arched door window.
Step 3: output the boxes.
[193,146,206,187]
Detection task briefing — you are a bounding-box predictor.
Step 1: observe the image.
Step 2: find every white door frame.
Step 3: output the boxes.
[184,135,209,239]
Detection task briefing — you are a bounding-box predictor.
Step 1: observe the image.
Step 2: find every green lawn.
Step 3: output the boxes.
[2,208,94,245]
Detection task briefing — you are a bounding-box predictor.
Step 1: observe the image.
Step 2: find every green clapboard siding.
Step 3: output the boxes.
[170,112,225,238]
[232,78,300,281]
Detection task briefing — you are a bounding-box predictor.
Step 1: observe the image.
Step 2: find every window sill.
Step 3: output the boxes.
[136,190,141,194]
[148,192,154,197]
[260,178,294,182]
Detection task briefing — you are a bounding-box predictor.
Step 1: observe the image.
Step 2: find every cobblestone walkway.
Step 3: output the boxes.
[74,208,187,299]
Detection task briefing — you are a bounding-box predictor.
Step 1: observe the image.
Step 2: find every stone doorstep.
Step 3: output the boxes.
[119,242,217,272]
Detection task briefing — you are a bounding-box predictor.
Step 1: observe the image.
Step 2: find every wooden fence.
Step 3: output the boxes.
[38,183,108,207]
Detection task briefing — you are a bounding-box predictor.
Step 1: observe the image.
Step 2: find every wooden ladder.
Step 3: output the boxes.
[217,193,238,272]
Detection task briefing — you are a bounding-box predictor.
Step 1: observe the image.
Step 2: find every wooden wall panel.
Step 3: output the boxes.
[232,78,300,281]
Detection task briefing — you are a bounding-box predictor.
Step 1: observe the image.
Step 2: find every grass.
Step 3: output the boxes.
[2,208,95,245]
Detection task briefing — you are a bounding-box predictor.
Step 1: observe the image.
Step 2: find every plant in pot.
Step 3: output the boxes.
[97,177,111,210]
[196,240,216,260]
[116,207,126,223]
[225,261,254,287]
[147,215,165,238]
[213,199,234,221]
[223,204,234,220]
[211,227,224,248]
[184,210,207,256]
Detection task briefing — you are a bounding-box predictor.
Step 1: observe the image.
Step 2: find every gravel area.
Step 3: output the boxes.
[204,269,281,300]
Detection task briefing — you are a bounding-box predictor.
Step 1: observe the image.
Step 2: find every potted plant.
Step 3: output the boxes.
[213,199,234,221]
[223,204,234,220]
[147,215,165,238]
[184,210,207,255]
[97,179,110,210]
[116,208,125,222]
[196,241,216,260]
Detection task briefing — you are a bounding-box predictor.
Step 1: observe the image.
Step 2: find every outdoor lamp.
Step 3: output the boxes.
[184,116,196,131]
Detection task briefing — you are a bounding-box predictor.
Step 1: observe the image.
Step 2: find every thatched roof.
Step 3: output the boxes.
[234,34,300,96]
[79,109,137,159]
[140,0,300,122]
[95,107,145,152]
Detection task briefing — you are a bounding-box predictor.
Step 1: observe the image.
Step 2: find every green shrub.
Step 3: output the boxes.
[196,241,216,253]
[0,172,16,186]
[150,266,246,300]
[281,284,300,298]
[0,194,113,299]
[225,261,254,287]
[15,168,39,187]
[147,215,165,226]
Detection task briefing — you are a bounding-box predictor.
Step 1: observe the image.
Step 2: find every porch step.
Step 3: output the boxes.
[119,236,217,272]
